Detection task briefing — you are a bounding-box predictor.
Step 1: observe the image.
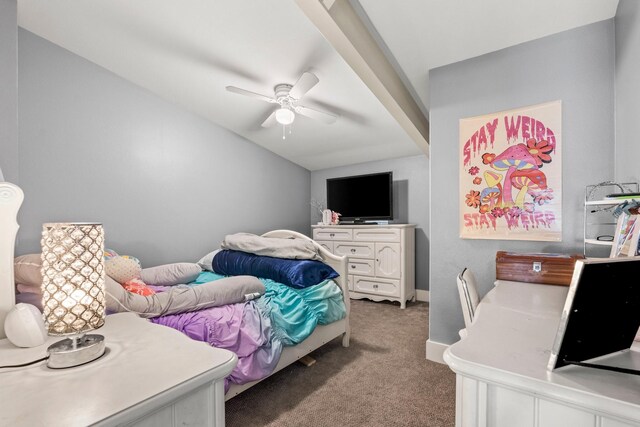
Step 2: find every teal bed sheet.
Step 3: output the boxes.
[191,271,347,346]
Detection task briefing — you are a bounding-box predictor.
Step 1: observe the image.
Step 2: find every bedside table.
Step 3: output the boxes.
[0,312,237,426]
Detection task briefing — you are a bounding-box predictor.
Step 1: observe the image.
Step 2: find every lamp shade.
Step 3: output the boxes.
[41,223,106,336]
[275,107,295,125]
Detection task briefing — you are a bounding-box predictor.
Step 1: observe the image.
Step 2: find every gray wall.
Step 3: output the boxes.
[310,154,429,290]
[429,20,615,345]
[17,29,311,266]
[0,0,17,182]
[615,0,640,182]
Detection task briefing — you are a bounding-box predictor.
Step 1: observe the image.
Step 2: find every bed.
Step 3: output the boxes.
[0,180,350,400]
[171,229,351,399]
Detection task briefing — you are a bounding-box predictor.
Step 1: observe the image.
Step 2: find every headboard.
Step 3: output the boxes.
[0,181,24,339]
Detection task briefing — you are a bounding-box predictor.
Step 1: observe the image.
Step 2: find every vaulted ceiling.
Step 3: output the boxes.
[358,0,619,110]
[18,0,619,171]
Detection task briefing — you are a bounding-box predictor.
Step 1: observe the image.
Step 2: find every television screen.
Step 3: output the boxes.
[326,172,393,222]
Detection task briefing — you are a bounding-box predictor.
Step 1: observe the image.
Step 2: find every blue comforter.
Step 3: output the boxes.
[212,249,339,289]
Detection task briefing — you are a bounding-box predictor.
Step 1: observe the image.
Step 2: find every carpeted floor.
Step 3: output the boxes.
[226,299,456,427]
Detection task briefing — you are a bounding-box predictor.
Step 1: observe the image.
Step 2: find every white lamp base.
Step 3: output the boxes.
[47,334,105,369]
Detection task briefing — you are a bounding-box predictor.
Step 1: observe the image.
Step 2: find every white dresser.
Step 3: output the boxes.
[444,280,640,427]
[312,224,415,308]
[0,313,237,427]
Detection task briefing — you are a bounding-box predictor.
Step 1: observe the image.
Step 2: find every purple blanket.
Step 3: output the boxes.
[151,301,281,390]
[149,273,346,392]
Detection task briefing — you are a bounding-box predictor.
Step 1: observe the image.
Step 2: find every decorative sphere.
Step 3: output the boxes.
[4,303,47,348]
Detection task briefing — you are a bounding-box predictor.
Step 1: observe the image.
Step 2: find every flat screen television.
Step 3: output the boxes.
[326,172,393,222]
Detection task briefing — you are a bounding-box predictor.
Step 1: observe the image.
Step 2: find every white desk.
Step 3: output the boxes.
[0,313,237,426]
[444,280,640,427]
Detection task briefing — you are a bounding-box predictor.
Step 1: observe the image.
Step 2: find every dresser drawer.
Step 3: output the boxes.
[353,228,401,242]
[353,276,400,297]
[313,228,353,241]
[347,258,375,276]
[334,241,374,258]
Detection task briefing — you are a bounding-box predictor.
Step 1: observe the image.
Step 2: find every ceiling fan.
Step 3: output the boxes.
[226,72,339,132]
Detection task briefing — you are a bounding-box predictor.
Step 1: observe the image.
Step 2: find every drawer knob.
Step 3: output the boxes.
[330,233,335,237]
[350,249,356,253]
[373,284,379,289]
[351,265,355,269]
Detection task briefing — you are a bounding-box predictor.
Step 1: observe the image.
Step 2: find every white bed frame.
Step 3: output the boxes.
[225,229,350,399]
[0,182,351,398]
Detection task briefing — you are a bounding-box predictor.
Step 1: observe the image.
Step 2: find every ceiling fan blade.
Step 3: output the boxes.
[226,86,277,104]
[261,110,278,128]
[289,72,319,99]
[295,105,338,124]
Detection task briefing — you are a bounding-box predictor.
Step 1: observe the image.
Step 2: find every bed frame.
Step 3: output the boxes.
[0,181,350,397]
[225,229,350,399]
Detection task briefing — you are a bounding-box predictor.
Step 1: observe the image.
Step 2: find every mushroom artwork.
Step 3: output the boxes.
[510,169,548,208]
[481,170,503,208]
[490,144,538,207]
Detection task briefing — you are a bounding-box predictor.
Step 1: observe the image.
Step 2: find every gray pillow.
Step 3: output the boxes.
[197,249,221,272]
[141,263,202,286]
[105,275,265,318]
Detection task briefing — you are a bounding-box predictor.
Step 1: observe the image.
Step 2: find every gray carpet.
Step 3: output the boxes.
[226,299,456,427]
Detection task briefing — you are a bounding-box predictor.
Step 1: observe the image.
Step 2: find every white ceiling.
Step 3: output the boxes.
[17,0,422,171]
[18,0,619,171]
[358,0,619,111]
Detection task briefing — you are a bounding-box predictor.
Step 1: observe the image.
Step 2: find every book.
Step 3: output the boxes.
[605,192,640,199]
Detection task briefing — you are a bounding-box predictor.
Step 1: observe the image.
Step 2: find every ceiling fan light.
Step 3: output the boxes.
[275,107,295,125]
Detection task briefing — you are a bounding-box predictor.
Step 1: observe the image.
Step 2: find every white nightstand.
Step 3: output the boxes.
[0,312,237,426]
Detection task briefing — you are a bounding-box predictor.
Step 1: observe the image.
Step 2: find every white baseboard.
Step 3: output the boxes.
[426,339,448,364]
[415,289,429,302]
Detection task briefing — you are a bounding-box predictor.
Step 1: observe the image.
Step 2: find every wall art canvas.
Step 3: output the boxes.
[460,101,562,241]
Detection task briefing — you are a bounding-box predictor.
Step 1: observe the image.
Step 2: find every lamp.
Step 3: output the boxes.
[41,223,106,368]
[275,107,295,125]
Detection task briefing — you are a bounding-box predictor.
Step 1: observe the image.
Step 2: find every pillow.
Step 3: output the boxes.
[104,248,119,260]
[212,250,339,289]
[221,233,323,260]
[15,292,43,311]
[17,283,41,295]
[14,254,43,288]
[197,250,221,272]
[141,263,202,286]
[106,256,142,284]
[104,274,265,318]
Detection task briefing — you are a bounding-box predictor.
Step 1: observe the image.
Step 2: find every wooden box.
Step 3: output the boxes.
[495,251,584,286]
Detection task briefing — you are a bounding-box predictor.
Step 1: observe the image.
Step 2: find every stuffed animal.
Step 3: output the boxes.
[103,248,120,260]
[105,255,155,296]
